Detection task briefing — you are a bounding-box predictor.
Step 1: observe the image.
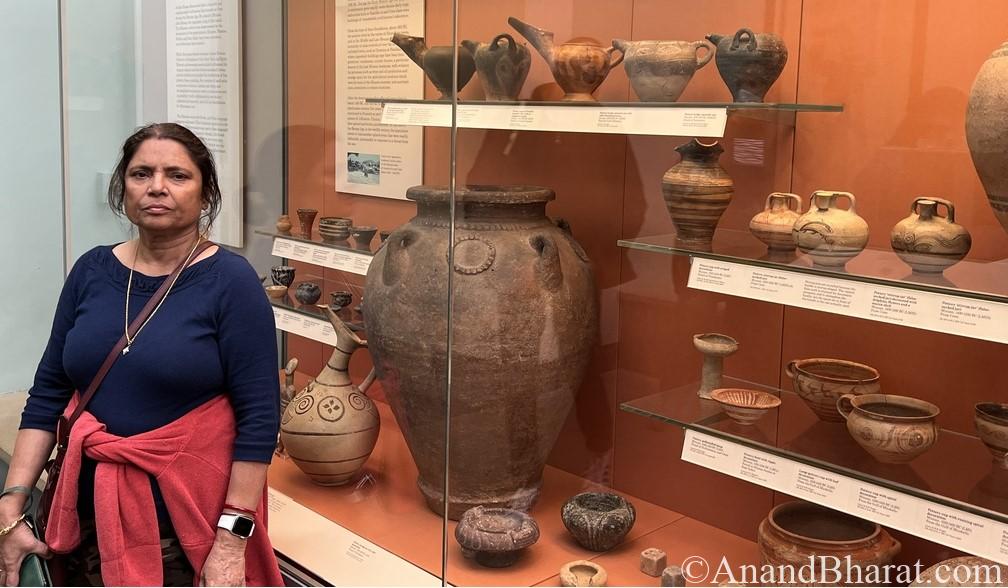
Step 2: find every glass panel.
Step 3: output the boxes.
[445,0,1008,585]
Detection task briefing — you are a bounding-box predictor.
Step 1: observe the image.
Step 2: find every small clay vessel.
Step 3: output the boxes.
[508,17,624,102]
[271,265,296,287]
[911,556,1008,586]
[560,560,607,587]
[280,310,379,485]
[561,492,635,551]
[838,393,940,464]
[750,192,802,251]
[351,226,378,251]
[454,506,539,568]
[975,402,1008,470]
[758,502,900,586]
[612,39,713,102]
[391,33,475,99]
[710,388,780,426]
[319,217,352,243]
[966,40,1008,237]
[706,28,787,102]
[792,191,869,268]
[891,197,972,274]
[297,208,318,239]
[275,214,292,234]
[264,285,287,299]
[294,282,322,305]
[693,333,738,399]
[461,34,531,101]
[786,358,880,422]
[662,139,734,247]
[330,291,353,313]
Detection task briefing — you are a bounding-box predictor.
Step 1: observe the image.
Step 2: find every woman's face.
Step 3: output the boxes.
[124,138,204,236]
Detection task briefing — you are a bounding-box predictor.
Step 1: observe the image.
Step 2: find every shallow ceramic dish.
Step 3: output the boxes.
[264,285,287,299]
[710,388,781,425]
[559,560,607,587]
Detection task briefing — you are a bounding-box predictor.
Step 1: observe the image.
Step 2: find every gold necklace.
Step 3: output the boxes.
[123,236,203,355]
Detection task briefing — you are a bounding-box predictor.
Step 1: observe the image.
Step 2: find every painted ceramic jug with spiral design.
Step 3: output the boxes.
[364,185,599,519]
[280,310,379,486]
[792,191,869,267]
[890,197,971,274]
[661,139,734,247]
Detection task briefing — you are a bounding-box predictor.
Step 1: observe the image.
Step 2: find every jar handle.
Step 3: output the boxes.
[930,197,956,222]
[491,33,517,53]
[606,44,625,68]
[695,40,714,68]
[784,360,798,379]
[766,192,802,212]
[813,190,856,213]
[836,394,856,421]
[730,28,757,52]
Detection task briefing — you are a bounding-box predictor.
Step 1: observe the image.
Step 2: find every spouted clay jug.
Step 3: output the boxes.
[391,33,476,99]
[890,197,971,274]
[461,34,531,101]
[750,192,802,251]
[792,191,868,267]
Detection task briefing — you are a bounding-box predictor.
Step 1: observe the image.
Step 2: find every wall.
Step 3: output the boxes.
[0,0,65,394]
[287,0,1008,565]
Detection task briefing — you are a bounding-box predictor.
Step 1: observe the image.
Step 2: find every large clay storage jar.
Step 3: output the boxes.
[966,40,1008,237]
[786,358,880,422]
[837,394,940,464]
[750,192,802,251]
[363,185,599,518]
[611,39,714,102]
[661,139,734,248]
[706,28,788,103]
[792,191,869,268]
[890,197,972,274]
[758,501,901,586]
[280,312,380,486]
[461,34,531,101]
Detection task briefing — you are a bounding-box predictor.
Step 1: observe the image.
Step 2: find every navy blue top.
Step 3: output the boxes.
[21,244,280,463]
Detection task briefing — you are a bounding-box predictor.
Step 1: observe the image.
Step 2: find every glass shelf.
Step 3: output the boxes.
[254,228,378,257]
[365,97,843,112]
[619,228,1008,305]
[621,375,1008,524]
[267,273,364,333]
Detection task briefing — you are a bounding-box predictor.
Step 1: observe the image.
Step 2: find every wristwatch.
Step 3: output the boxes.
[217,513,256,539]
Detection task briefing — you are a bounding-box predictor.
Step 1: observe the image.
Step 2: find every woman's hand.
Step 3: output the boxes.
[0,514,51,587]
[199,530,247,587]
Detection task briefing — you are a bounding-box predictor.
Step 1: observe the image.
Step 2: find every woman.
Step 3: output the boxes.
[0,123,283,586]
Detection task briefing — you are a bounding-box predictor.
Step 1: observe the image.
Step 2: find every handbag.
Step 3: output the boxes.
[18,516,51,587]
[35,240,216,540]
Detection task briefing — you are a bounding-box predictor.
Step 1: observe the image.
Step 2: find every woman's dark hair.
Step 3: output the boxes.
[107,122,222,231]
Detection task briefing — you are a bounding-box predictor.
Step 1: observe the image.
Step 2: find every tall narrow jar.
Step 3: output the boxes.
[661,139,734,247]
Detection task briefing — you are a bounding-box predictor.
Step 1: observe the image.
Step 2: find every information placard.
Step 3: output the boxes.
[686,258,1008,344]
[380,102,728,137]
[680,429,1008,564]
[272,307,337,346]
[270,237,373,276]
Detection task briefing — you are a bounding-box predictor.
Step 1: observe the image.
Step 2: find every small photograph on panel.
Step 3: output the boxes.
[347,152,380,184]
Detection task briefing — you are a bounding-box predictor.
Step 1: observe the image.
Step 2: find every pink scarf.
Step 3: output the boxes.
[45,395,283,586]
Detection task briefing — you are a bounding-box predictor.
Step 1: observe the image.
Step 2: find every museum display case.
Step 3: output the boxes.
[35,0,1008,586]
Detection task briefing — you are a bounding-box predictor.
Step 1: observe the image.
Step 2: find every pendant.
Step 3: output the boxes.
[122,345,130,356]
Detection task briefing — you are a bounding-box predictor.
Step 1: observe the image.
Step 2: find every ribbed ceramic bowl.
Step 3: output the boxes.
[711,388,781,425]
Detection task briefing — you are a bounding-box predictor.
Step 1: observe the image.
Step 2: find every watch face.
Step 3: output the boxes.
[232,515,255,538]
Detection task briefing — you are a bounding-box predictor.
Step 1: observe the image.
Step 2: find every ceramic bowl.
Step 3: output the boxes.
[559,560,607,587]
[692,332,739,357]
[454,506,539,568]
[294,282,322,305]
[351,225,378,250]
[271,265,296,287]
[710,388,781,425]
[561,492,636,551]
[837,393,940,464]
[319,226,351,242]
[264,285,287,299]
[786,358,880,422]
[330,290,353,311]
[320,216,352,226]
[975,402,1008,469]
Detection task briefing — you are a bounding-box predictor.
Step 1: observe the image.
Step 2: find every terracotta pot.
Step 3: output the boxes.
[706,28,788,103]
[662,139,734,246]
[461,34,531,101]
[786,358,881,422]
[561,492,636,551]
[454,506,539,568]
[560,561,608,587]
[890,197,972,274]
[271,265,296,287]
[509,17,623,101]
[750,192,802,251]
[975,402,1008,470]
[793,191,869,267]
[758,502,901,586]
[363,185,598,518]
[838,393,940,464]
[280,311,380,485]
[391,33,475,99]
[966,41,1008,237]
[294,282,321,305]
[693,333,738,399]
[275,214,292,234]
[296,208,318,239]
[911,556,1008,586]
[611,39,713,102]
